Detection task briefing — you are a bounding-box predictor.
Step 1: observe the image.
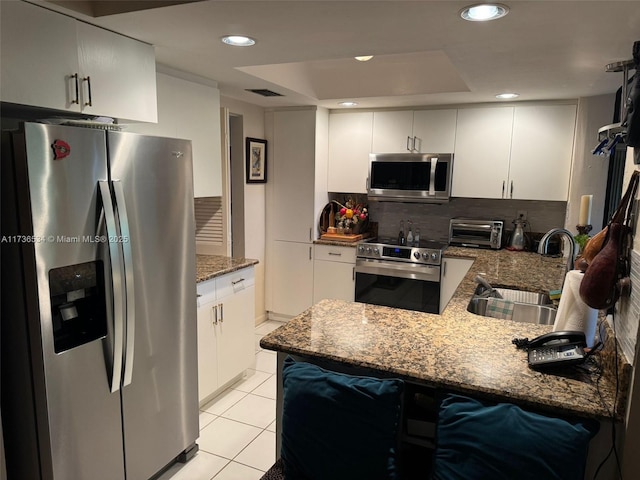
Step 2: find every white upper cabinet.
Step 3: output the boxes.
[76,22,157,122]
[411,109,458,153]
[372,111,415,153]
[270,110,318,242]
[1,1,81,113]
[452,104,576,201]
[508,105,577,201]
[371,109,458,154]
[0,1,157,123]
[452,107,514,199]
[328,112,373,193]
[328,109,457,193]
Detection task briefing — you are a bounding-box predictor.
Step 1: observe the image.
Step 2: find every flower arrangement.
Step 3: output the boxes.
[332,199,368,234]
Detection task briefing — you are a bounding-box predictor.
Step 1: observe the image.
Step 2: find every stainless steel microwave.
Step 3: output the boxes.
[367,153,453,203]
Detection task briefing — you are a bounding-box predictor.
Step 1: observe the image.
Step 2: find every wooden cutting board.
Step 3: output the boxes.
[320,233,364,242]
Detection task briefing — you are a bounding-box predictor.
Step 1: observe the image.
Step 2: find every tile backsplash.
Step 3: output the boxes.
[329,194,567,243]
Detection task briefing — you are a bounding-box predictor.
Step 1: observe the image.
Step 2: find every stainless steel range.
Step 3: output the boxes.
[354,237,447,314]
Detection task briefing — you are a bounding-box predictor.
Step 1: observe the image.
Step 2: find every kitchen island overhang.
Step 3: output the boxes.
[261,298,624,422]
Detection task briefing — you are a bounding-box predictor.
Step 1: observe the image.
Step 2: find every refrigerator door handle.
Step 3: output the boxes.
[98,181,125,393]
[112,180,136,387]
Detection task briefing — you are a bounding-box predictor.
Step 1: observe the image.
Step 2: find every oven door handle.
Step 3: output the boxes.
[355,260,440,282]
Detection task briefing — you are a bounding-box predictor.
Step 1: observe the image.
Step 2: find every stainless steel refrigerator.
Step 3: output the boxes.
[1,122,199,480]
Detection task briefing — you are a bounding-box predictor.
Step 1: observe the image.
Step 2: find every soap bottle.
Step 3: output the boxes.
[407,221,414,245]
[398,220,406,245]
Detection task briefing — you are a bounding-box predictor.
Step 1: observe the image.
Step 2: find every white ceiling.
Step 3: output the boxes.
[39,0,640,110]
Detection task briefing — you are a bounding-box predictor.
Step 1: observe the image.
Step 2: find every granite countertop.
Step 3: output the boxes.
[314,239,359,247]
[261,247,628,421]
[196,254,259,283]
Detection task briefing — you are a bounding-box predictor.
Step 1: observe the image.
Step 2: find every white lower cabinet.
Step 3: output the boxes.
[216,272,255,387]
[313,245,356,303]
[196,266,255,405]
[440,257,474,313]
[196,294,219,404]
[269,241,314,318]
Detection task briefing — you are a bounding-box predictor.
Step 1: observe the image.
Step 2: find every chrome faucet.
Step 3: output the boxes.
[537,228,577,272]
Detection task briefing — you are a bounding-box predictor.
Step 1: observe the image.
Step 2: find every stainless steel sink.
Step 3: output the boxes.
[467,286,557,325]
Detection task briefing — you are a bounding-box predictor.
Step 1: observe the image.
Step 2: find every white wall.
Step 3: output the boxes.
[220,96,267,324]
[565,94,615,233]
[621,147,640,477]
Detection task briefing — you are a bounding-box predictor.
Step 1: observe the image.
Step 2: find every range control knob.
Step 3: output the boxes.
[414,251,421,260]
[373,248,380,255]
[431,252,438,261]
[358,246,365,254]
[422,252,429,259]
[366,247,372,254]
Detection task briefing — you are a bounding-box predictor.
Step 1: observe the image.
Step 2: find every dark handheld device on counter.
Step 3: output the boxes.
[514,331,587,369]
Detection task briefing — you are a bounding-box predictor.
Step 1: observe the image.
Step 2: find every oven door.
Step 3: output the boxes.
[354,259,441,314]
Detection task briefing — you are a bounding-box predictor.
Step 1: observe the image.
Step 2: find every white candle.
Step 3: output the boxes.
[579,194,592,225]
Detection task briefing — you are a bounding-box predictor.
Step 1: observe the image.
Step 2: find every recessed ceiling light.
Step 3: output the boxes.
[221,35,256,47]
[496,92,519,99]
[354,56,374,62]
[460,3,509,22]
[339,101,358,107]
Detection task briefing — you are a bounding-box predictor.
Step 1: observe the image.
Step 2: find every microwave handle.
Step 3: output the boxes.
[428,158,437,196]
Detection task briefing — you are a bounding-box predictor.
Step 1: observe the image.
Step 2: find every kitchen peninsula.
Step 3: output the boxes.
[195,254,259,405]
[261,248,630,474]
[196,254,259,282]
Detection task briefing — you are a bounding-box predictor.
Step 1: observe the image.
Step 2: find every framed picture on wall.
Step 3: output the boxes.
[246,137,267,183]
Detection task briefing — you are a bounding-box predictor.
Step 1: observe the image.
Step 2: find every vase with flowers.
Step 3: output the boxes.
[332,198,369,235]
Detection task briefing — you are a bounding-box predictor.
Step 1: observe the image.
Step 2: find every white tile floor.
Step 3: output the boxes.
[158,320,284,480]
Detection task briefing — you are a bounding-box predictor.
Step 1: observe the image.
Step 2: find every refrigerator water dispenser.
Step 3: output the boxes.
[49,261,107,353]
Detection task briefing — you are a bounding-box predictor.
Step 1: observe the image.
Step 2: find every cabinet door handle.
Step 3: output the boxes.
[406,136,411,151]
[212,305,217,325]
[309,246,312,260]
[366,177,369,191]
[502,181,506,198]
[443,260,447,277]
[352,266,355,281]
[83,76,93,107]
[231,278,245,285]
[309,227,312,241]
[328,252,342,256]
[413,136,419,152]
[71,73,79,104]
[220,303,224,323]
[510,181,514,199]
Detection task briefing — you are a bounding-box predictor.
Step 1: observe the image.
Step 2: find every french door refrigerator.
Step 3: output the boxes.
[1,122,199,480]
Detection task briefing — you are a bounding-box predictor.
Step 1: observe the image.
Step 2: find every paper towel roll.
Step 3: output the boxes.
[553,270,598,347]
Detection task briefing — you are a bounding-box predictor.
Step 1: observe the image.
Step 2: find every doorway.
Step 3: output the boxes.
[228,113,245,258]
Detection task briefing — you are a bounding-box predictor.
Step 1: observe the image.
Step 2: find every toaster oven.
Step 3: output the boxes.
[449,218,504,249]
